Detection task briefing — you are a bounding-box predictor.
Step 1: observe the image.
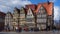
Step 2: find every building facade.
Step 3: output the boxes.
[4,2,54,31]
[25,2,54,30]
[19,7,26,27]
[0,12,6,31]
[26,8,35,28]
[13,7,20,30]
[36,6,47,30]
[5,12,13,30]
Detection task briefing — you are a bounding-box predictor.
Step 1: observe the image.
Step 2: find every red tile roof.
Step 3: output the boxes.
[25,4,36,11]
[25,2,53,15]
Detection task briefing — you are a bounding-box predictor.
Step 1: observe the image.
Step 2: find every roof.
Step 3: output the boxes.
[26,8,35,16]
[25,2,53,15]
[25,4,37,11]
[14,7,20,14]
[0,11,6,17]
[6,11,13,17]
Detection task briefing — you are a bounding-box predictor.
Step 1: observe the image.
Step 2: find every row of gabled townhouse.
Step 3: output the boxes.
[5,2,54,30]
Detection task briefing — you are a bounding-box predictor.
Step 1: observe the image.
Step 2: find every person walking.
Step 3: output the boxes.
[19,26,22,32]
[6,24,10,32]
[15,26,18,32]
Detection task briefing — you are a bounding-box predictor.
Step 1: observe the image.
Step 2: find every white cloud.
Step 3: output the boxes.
[0,5,8,12]
[0,0,32,12]
[54,6,60,20]
[4,0,32,6]
[49,0,56,2]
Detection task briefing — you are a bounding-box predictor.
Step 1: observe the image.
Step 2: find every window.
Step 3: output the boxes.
[37,19,47,23]
[26,18,34,22]
[41,14,47,17]
[37,6,47,23]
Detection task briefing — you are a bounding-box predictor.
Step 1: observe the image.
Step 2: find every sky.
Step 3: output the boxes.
[0,0,60,20]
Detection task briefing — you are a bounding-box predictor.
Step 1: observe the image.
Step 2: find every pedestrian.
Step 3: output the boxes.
[19,27,22,32]
[15,26,18,32]
[31,28,33,31]
[5,25,7,31]
[8,27,10,31]
[6,24,10,31]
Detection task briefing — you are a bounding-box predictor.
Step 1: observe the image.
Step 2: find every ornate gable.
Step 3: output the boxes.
[13,7,20,19]
[26,8,34,18]
[38,6,47,14]
[20,7,25,14]
[20,7,25,18]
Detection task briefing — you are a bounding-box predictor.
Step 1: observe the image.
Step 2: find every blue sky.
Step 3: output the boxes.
[29,0,60,20]
[0,0,60,20]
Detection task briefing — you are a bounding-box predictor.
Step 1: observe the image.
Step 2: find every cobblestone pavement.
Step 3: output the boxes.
[0,31,60,34]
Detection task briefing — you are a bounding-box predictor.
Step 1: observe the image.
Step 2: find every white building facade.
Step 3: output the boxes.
[5,12,13,30]
[36,6,47,30]
[20,7,26,27]
[26,8,35,28]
